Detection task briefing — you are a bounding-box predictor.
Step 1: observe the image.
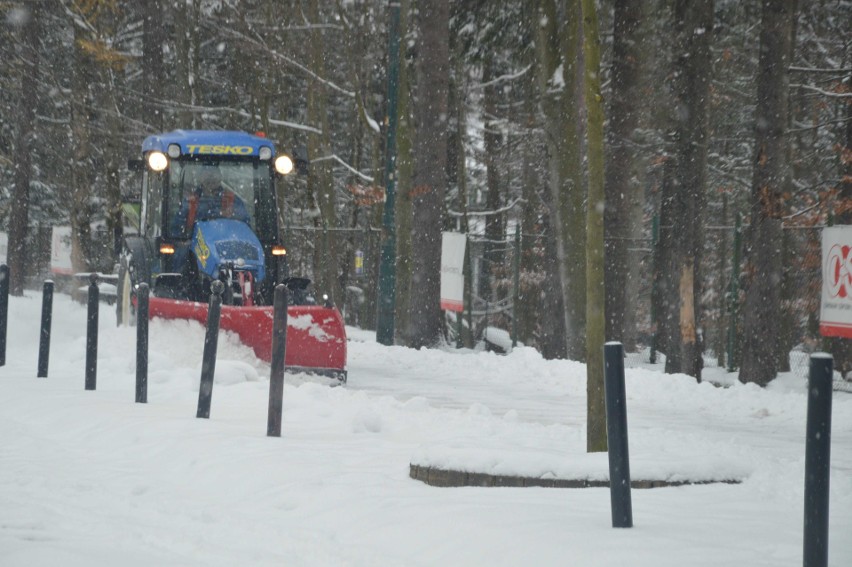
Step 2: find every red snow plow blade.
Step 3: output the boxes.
[148,298,347,381]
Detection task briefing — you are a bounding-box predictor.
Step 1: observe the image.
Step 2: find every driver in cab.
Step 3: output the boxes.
[171,165,250,236]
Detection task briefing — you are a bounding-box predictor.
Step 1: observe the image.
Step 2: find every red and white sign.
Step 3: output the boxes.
[440,232,466,312]
[820,225,852,338]
[50,226,74,275]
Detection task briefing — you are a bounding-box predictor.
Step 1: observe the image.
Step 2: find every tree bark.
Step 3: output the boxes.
[69,6,95,275]
[174,0,200,128]
[740,0,797,387]
[660,158,681,372]
[395,0,414,343]
[534,0,585,360]
[560,0,586,360]
[604,0,643,347]
[668,0,714,381]
[8,1,40,295]
[481,53,504,303]
[408,0,449,348]
[142,0,164,130]
[582,0,607,453]
[306,0,341,307]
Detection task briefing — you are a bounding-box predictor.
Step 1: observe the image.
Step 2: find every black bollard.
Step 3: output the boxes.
[267,284,289,437]
[604,342,633,528]
[85,273,99,390]
[37,280,54,378]
[0,264,8,366]
[804,353,833,567]
[197,280,224,419]
[136,283,149,403]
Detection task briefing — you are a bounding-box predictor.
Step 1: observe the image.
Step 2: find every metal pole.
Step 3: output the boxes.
[197,280,224,419]
[0,264,8,366]
[726,214,742,372]
[649,215,659,364]
[85,273,99,391]
[37,280,54,378]
[803,353,833,567]
[512,227,520,348]
[267,284,289,437]
[136,283,149,403]
[375,0,402,346]
[604,342,633,528]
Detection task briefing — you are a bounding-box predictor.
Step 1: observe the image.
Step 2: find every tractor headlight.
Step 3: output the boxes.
[258,146,273,161]
[167,144,182,158]
[147,151,168,172]
[274,155,294,175]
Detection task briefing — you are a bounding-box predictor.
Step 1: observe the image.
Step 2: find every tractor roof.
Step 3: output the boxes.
[141,130,276,157]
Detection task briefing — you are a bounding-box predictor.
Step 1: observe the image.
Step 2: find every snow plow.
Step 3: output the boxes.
[118,130,347,382]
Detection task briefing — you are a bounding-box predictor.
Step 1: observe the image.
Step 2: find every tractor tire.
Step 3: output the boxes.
[116,239,150,327]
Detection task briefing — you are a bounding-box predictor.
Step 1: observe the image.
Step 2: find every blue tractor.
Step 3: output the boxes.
[118,130,347,377]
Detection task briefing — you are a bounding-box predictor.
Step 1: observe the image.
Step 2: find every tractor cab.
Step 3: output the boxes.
[121,130,301,312]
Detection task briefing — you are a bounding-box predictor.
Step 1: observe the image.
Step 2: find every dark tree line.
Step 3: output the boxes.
[1,0,849,385]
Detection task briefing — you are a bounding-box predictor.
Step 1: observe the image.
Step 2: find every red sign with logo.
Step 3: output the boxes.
[820,226,852,338]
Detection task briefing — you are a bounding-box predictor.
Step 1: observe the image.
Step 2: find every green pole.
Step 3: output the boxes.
[726,214,742,372]
[512,227,521,348]
[649,214,659,364]
[376,1,402,346]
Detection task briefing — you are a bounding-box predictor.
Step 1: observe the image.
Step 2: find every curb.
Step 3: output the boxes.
[410,464,742,489]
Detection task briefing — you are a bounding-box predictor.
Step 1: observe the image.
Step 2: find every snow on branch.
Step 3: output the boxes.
[469,65,532,91]
[312,154,375,182]
[447,197,525,217]
[789,83,852,98]
[261,115,323,135]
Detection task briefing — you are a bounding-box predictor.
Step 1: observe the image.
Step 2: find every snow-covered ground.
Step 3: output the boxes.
[0,291,850,566]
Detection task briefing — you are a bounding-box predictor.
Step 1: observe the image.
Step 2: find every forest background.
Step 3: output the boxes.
[0,0,850,393]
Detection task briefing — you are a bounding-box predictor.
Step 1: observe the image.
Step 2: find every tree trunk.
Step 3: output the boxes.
[518,79,540,348]
[481,54,504,303]
[539,208,568,360]
[395,0,414,343]
[604,0,643,346]
[408,0,449,348]
[174,0,200,127]
[534,0,585,360]
[668,0,714,381]
[7,1,40,295]
[560,0,586,360]
[659,159,681,372]
[450,57,474,348]
[306,0,341,306]
[740,0,797,387]
[142,0,164,130]
[69,8,95,276]
[104,66,124,270]
[582,0,607,453]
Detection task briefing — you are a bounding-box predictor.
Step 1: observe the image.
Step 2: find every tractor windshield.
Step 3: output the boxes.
[164,158,277,242]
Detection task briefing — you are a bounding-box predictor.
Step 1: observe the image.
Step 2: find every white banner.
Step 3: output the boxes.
[440,232,466,312]
[820,225,852,338]
[51,226,73,275]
